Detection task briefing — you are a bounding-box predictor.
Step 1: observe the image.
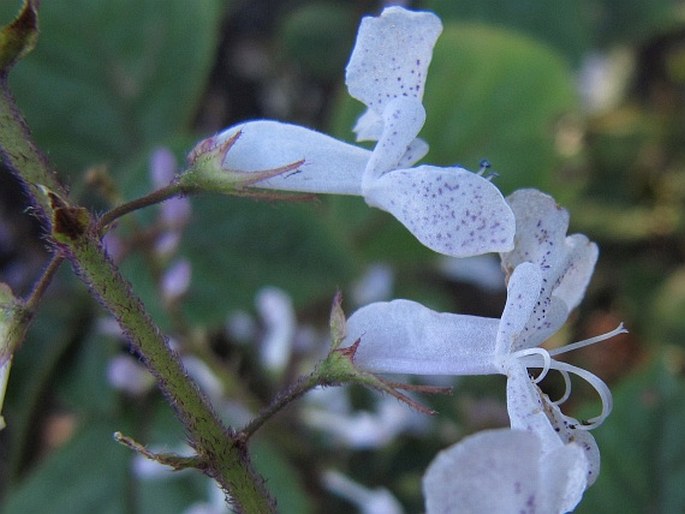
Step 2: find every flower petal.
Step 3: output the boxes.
[219,120,370,195]
[501,189,570,277]
[363,97,426,179]
[346,6,442,141]
[496,262,542,355]
[364,165,515,257]
[505,360,600,486]
[539,442,590,513]
[502,189,598,347]
[424,429,544,514]
[542,383,601,486]
[553,233,599,312]
[396,138,429,169]
[344,299,499,375]
[506,360,564,452]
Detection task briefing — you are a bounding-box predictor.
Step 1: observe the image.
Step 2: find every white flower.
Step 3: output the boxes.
[303,392,430,449]
[423,428,590,514]
[106,355,155,396]
[184,7,515,258]
[255,286,296,372]
[323,469,404,514]
[343,189,627,484]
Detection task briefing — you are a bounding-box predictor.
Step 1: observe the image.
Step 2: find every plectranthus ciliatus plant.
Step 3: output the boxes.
[343,189,628,513]
[0,2,625,513]
[182,6,516,258]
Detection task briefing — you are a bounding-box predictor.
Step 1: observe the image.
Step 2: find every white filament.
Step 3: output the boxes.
[548,323,627,357]
[514,323,626,430]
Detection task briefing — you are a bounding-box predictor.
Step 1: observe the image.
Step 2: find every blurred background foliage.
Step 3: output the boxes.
[0,0,684,512]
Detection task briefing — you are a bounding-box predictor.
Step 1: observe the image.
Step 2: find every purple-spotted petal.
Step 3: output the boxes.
[363,165,515,257]
[495,262,542,355]
[506,361,564,452]
[363,97,426,179]
[539,441,591,512]
[424,428,588,514]
[505,361,599,487]
[502,190,599,346]
[553,233,599,312]
[344,299,499,376]
[501,189,570,277]
[346,7,442,141]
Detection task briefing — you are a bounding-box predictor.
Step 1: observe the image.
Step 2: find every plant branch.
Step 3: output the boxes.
[97,182,185,232]
[240,372,321,441]
[0,80,275,514]
[25,252,64,311]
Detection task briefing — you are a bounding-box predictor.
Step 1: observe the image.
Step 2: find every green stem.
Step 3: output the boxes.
[240,372,320,440]
[25,253,64,311]
[97,182,186,232]
[0,81,275,513]
[70,229,274,509]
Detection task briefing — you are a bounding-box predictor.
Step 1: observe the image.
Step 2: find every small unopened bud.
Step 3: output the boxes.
[182,356,224,402]
[256,286,295,372]
[161,259,192,305]
[106,355,155,396]
[351,263,394,306]
[160,196,191,230]
[322,470,404,514]
[329,292,347,350]
[103,231,125,264]
[150,147,177,189]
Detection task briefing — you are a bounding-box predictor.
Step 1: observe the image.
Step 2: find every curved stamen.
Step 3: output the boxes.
[548,323,627,357]
[551,369,572,406]
[513,347,551,384]
[549,359,612,430]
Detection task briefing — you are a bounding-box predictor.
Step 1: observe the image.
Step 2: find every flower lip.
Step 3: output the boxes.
[510,322,628,430]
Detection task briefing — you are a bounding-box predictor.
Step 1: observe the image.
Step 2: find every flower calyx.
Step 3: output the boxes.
[181,130,310,200]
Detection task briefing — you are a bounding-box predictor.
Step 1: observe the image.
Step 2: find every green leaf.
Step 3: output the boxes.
[2,422,130,514]
[5,0,224,178]
[650,267,685,350]
[3,281,90,483]
[422,23,577,195]
[56,326,118,416]
[577,359,685,513]
[0,0,38,73]
[422,0,590,63]
[253,441,314,514]
[178,195,356,325]
[276,2,356,81]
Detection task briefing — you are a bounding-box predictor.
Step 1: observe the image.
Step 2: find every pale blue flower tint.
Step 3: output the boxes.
[196,7,515,257]
[423,428,589,514]
[255,286,296,372]
[323,469,404,514]
[343,190,626,487]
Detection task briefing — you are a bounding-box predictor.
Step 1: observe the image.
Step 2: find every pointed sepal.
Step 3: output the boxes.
[181,130,307,196]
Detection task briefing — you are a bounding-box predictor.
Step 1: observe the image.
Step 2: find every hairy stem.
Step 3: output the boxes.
[97,182,186,232]
[240,373,320,440]
[25,253,64,311]
[0,79,275,513]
